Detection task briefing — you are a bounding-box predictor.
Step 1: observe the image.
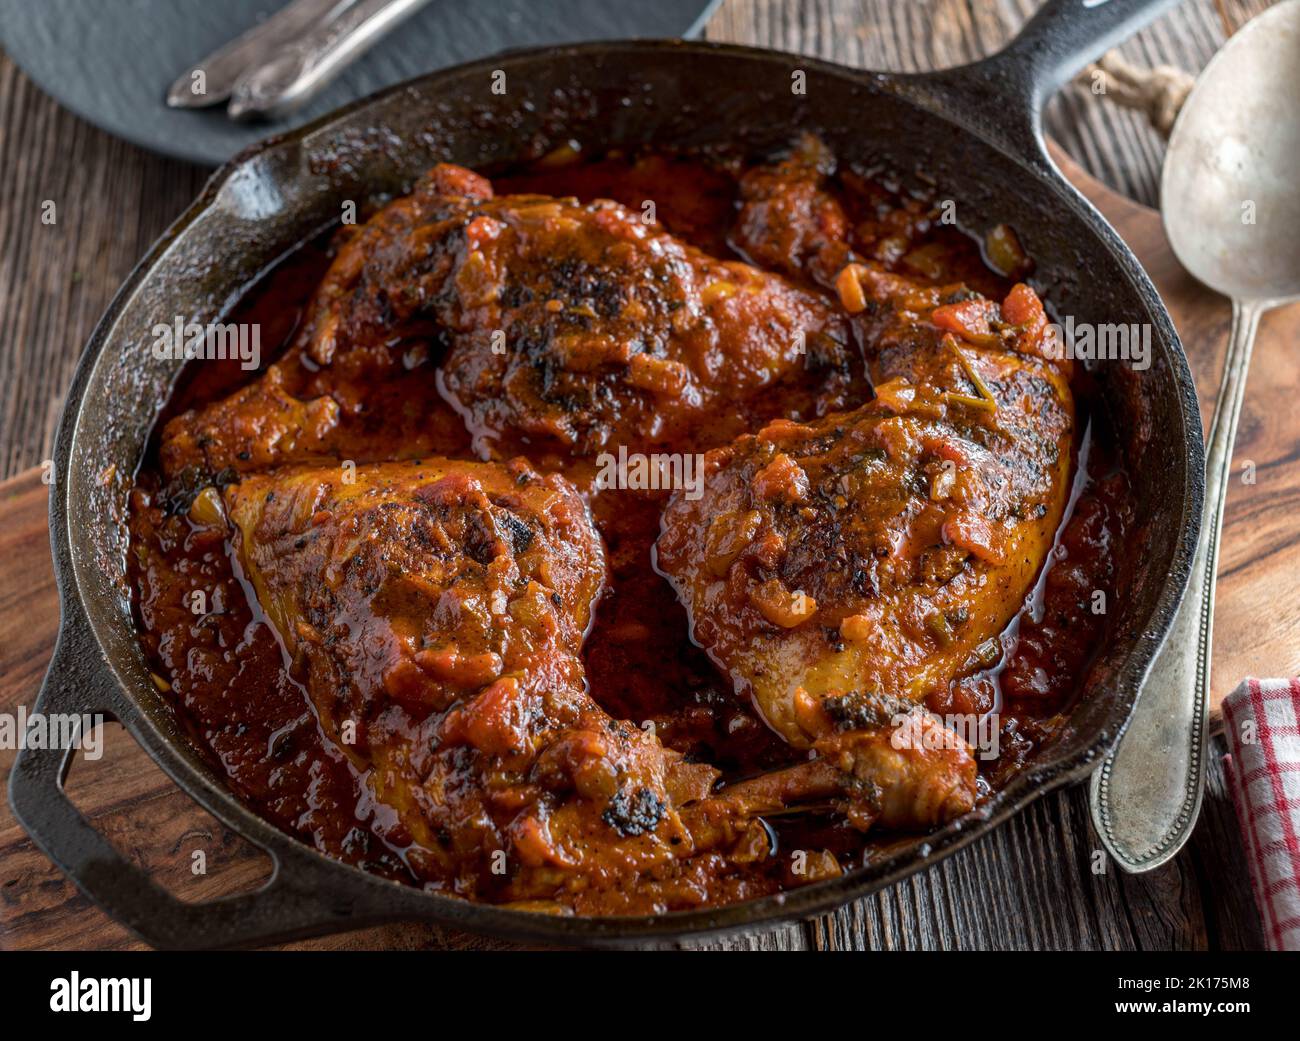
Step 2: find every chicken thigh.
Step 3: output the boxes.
[657,270,1074,830]
[215,457,722,902]
[161,162,855,480]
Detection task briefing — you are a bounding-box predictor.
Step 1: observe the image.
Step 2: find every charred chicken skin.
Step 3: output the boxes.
[656,267,1073,831]
[162,162,854,477]
[128,144,1111,913]
[215,457,737,905]
[731,134,854,288]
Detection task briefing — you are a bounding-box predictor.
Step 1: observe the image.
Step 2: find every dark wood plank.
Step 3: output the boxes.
[0,57,207,480]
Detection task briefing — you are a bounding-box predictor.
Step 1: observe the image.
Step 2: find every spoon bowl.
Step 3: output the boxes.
[1162,0,1300,304]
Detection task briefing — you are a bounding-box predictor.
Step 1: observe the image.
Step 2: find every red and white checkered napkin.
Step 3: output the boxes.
[1222,678,1300,951]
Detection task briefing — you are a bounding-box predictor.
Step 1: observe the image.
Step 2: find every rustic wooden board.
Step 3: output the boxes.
[0,155,1289,950]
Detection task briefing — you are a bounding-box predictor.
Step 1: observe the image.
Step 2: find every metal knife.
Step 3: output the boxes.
[227,0,435,121]
[166,0,347,109]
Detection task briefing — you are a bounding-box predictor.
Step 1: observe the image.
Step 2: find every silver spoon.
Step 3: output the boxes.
[1090,0,1300,871]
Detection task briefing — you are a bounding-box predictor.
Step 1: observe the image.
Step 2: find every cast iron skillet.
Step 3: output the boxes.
[10,0,1202,949]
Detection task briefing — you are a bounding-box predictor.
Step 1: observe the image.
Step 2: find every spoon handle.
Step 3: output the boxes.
[1090,298,1263,871]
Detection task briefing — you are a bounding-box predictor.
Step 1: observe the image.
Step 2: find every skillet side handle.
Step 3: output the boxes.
[914,0,1184,164]
[7,618,396,949]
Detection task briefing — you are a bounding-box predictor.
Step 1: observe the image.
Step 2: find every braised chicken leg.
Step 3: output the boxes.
[161,162,855,480]
[215,457,723,903]
[657,271,1074,830]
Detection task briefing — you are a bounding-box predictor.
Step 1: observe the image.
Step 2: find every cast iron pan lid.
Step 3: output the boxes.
[0,0,720,166]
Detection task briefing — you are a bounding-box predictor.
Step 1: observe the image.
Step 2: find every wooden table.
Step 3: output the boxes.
[0,0,1277,950]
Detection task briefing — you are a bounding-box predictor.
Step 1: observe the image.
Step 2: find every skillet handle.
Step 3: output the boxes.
[915,0,1184,163]
[7,618,395,949]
